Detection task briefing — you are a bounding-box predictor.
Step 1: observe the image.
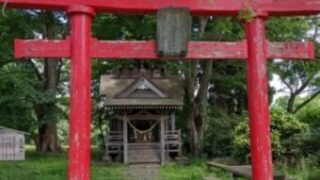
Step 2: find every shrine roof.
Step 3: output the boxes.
[104,99,183,110]
[100,68,184,110]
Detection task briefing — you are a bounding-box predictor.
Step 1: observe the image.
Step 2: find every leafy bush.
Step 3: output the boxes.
[308,168,320,180]
[233,108,309,164]
[204,105,239,158]
[297,100,320,165]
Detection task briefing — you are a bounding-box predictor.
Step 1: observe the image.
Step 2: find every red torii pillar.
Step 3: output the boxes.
[246,11,272,179]
[1,1,319,180]
[67,6,95,180]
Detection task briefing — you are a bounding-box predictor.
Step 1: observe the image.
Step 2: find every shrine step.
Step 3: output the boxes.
[128,143,161,164]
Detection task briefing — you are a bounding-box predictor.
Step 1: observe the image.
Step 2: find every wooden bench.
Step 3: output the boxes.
[207,161,286,180]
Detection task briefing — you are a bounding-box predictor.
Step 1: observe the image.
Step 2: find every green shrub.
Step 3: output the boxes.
[308,168,320,180]
[233,108,309,164]
[204,105,239,158]
[297,101,320,165]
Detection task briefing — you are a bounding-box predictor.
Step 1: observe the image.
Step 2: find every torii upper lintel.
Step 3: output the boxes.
[1,0,320,16]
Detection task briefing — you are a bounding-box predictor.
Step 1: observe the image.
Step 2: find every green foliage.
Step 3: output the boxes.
[268,17,320,113]
[297,97,320,127]
[56,120,69,145]
[0,10,69,143]
[267,17,309,41]
[0,10,35,67]
[296,98,320,165]
[237,7,256,23]
[0,62,43,133]
[202,19,249,157]
[308,168,320,180]
[233,108,309,164]
[204,105,239,157]
[93,14,156,40]
[279,157,320,180]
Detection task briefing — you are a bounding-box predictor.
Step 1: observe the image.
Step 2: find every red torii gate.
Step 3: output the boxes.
[1,0,319,180]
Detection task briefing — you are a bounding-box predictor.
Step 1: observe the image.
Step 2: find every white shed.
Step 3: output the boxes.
[0,126,28,161]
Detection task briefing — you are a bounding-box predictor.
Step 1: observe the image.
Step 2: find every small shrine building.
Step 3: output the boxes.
[100,67,183,164]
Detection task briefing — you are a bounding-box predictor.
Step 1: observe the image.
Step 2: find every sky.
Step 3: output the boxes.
[270,74,287,100]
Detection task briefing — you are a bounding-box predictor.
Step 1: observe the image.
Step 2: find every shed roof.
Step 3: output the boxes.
[0,126,29,135]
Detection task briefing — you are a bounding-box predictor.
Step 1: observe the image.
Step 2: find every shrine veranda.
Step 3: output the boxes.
[1,0,319,180]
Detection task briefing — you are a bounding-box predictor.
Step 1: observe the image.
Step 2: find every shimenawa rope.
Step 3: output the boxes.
[124,114,163,140]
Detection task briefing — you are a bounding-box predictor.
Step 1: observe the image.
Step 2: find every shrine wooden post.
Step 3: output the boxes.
[1,0,319,180]
[123,113,128,164]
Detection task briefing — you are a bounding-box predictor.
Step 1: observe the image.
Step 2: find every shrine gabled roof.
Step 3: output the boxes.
[100,70,184,109]
[117,78,168,99]
[104,99,183,110]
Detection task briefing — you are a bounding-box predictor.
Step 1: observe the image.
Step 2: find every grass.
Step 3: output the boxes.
[0,147,127,180]
[0,147,229,180]
[160,158,231,180]
[276,159,320,180]
[1,147,318,180]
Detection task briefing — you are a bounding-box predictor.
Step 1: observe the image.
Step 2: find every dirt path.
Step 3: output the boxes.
[125,164,160,180]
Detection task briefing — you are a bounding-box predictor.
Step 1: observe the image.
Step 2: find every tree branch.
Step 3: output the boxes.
[280,78,294,95]
[293,90,320,114]
[293,76,313,96]
[28,59,44,82]
[56,60,63,86]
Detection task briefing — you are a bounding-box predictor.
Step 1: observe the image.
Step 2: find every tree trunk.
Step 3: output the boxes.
[286,94,296,113]
[188,61,212,155]
[35,12,62,152]
[186,17,211,155]
[36,59,61,152]
[38,118,61,152]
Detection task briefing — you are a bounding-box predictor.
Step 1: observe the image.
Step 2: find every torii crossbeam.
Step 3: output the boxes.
[1,0,319,180]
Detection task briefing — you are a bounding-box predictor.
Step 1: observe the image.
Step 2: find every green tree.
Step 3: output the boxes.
[233,108,309,164]
[30,11,67,152]
[297,97,320,165]
[187,17,247,155]
[268,17,320,114]
[0,10,40,135]
[0,10,68,151]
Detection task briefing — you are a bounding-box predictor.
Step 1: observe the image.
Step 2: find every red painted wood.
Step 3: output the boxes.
[267,41,315,60]
[15,39,315,60]
[245,17,273,180]
[15,38,70,58]
[67,6,95,180]
[262,0,320,16]
[91,40,248,59]
[14,39,247,59]
[1,0,320,16]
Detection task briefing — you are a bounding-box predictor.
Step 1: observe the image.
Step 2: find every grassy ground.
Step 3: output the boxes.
[0,147,126,180]
[161,159,231,180]
[0,147,319,180]
[0,147,229,180]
